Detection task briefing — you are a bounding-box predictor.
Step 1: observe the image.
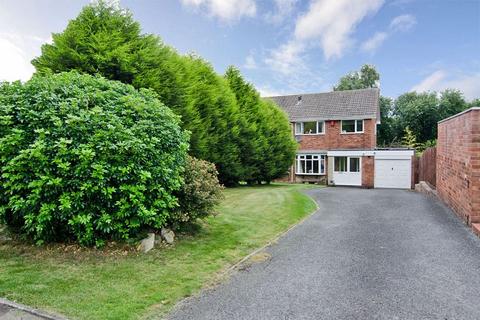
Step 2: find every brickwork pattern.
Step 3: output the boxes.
[437,109,480,224]
[361,156,374,188]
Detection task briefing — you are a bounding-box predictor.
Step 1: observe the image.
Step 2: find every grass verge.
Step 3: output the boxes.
[0,183,319,319]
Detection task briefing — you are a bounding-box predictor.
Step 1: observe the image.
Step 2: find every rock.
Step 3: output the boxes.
[138,233,155,253]
[160,228,175,244]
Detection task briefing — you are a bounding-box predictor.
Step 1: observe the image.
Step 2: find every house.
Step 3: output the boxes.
[267,88,414,189]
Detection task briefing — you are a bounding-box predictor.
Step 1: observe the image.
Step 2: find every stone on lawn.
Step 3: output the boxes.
[161,228,175,244]
[138,233,155,253]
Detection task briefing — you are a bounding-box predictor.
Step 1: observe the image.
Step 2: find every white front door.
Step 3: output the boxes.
[332,156,362,186]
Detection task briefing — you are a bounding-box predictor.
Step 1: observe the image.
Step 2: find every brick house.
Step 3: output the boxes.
[437,107,480,230]
[267,88,414,188]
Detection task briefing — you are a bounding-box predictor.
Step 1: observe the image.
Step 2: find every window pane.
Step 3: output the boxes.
[342,120,355,132]
[313,160,319,173]
[320,158,325,173]
[334,157,347,172]
[295,122,302,134]
[306,159,313,173]
[349,157,360,172]
[303,121,317,134]
[317,121,324,133]
[356,120,363,132]
[297,158,305,173]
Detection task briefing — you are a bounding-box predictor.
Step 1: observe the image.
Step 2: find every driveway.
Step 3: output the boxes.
[169,188,480,320]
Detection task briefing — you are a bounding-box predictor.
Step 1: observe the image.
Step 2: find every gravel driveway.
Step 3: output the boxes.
[168,188,480,320]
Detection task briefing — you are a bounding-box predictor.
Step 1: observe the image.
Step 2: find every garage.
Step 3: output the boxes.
[374,150,414,189]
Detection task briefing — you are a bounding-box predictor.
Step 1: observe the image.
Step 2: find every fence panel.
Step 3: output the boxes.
[417,147,437,187]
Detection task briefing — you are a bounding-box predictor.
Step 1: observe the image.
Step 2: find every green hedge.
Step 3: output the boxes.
[0,72,189,246]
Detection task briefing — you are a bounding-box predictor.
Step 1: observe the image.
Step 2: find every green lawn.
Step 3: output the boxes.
[0,184,319,319]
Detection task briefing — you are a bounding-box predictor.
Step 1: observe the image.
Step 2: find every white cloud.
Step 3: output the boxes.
[294,0,384,60]
[257,86,283,97]
[264,40,306,75]
[361,31,388,53]
[411,70,480,101]
[265,0,298,24]
[360,13,416,54]
[390,14,416,32]
[180,0,256,22]
[0,37,35,82]
[244,53,257,69]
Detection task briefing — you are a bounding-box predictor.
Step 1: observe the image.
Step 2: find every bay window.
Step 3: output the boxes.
[296,154,326,175]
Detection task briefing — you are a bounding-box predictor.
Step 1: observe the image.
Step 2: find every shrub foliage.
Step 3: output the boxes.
[32,1,297,185]
[0,72,189,245]
[170,156,224,227]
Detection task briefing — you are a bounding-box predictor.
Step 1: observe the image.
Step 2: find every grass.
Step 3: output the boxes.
[0,183,319,320]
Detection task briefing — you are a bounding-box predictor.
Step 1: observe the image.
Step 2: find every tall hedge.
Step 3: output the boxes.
[0,72,189,245]
[225,67,296,183]
[31,1,296,185]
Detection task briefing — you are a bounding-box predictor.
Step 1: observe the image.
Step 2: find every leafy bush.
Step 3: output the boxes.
[31,1,297,186]
[0,72,189,246]
[170,156,224,227]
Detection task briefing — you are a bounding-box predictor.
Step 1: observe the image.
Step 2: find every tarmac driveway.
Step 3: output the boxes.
[169,188,480,320]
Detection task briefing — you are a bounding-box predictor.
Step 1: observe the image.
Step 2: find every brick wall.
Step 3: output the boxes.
[298,119,376,150]
[361,156,374,188]
[437,108,480,225]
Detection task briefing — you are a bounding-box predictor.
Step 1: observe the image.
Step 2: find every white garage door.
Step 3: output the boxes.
[375,159,411,189]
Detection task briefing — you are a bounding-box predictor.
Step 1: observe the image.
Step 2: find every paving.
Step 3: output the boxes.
[169,187,480,320]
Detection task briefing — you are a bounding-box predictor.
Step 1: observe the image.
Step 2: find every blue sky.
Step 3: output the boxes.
[0,0,479,100]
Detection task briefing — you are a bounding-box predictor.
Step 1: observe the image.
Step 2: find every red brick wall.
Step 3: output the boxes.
[362,156,374,188]
[437,108,480,224]
[298,119,376,150]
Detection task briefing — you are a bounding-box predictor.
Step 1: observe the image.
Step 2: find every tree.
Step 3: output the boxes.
[0,72,189,246]
[333,64,379,91]
[401,126,418,149]
[31,1,243,184]
[377,96,396,146]
[393,90,469,144]
[225,66,297,184]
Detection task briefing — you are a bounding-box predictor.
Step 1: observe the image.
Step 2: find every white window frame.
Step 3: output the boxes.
[295,154,326,175]
[294,121,325,135]
[333,156,361,173]
[341,119,364,134]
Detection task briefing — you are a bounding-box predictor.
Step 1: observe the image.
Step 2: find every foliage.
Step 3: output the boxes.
[0,72,189,246]
[224,66,296,183]
[417,139,437,153]
[333,64,379,91]
[377,96,396,146]
[170,156,224,227]
[32,1,295,186]
[393,90,468,143]
[401,126,419,149]
[0,184,318,319]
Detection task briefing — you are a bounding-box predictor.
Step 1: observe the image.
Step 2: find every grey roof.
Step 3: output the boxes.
[266,88,380,122]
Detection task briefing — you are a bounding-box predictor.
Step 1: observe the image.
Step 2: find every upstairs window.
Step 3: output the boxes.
[294,121,325,135]
[341,120,364,133]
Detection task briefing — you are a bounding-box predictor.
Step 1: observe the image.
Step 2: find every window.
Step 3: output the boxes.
[296,154,326,175]
[334,156,361,172]
[334,157,347,172]
[294,121,325,135]
[349,157,360,172]
[341,120,364,133]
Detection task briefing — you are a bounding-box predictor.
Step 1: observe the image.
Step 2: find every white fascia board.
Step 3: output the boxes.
[374,150,414,160]
[327,150,375,157]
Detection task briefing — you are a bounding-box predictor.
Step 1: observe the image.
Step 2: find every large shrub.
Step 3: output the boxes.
[170,156,224,227]
[0,72,189,246]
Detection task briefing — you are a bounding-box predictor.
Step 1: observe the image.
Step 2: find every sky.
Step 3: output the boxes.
[0,0,479,100]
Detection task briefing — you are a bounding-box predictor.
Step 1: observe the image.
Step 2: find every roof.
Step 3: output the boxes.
[266,88,380,122]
